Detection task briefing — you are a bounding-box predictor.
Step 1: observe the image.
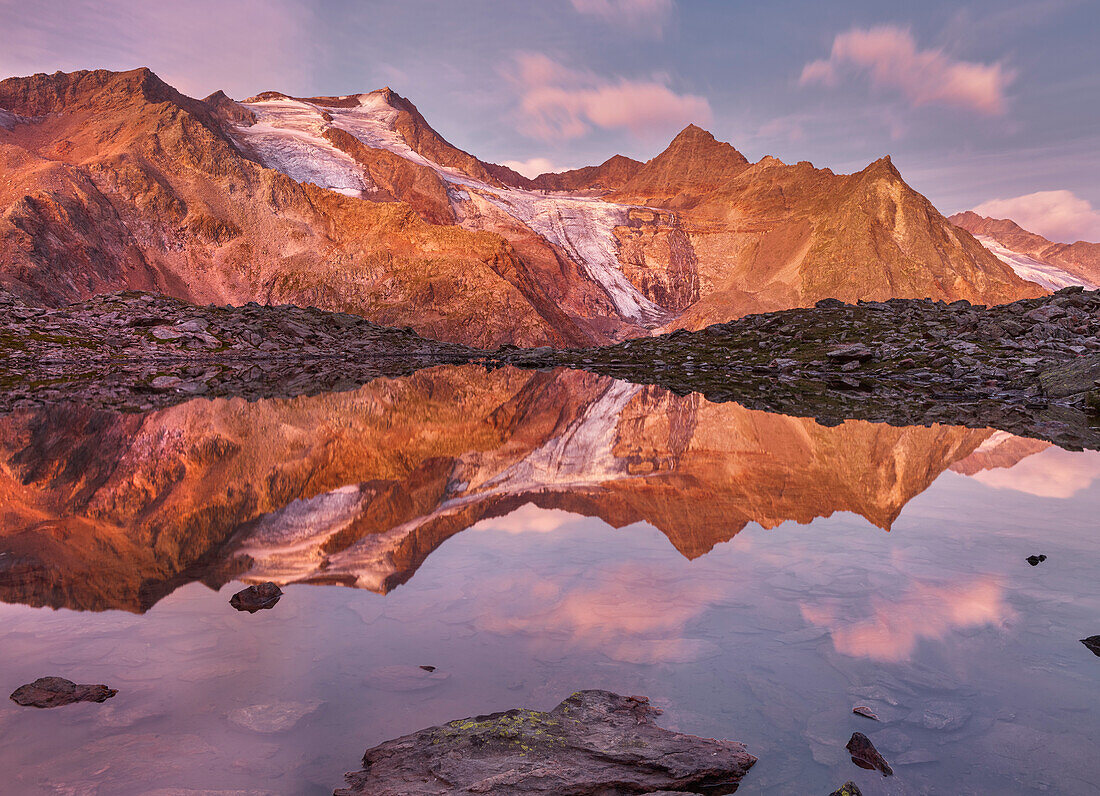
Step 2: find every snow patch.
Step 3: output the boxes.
[975,235,1096,291]
[231,99,370,196]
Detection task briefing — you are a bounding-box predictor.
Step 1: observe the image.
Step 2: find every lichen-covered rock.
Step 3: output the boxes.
[828,782,863,796]
[10,676,117,708]
[335,690,756,795]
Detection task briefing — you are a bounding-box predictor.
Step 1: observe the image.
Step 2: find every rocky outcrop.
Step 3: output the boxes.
[334,690,756,795]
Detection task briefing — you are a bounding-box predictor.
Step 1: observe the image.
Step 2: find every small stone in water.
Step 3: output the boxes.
[229,582,283,613]
[846,731,893,776]
[419,665,436,672]
[853,705,879,721]
[10,676,117,708]
[1026,554,1047,566]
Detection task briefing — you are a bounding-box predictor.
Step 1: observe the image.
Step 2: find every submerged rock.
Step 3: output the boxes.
[335,690,756,795]
[846,731,893,776]
[10,676,117,708]
[828,782,863,796]
[1081,636,1100,657]
[229,581,283,613]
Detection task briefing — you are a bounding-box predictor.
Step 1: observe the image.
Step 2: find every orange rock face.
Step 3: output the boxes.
[0,68,1045,347]
[0,366,996,612]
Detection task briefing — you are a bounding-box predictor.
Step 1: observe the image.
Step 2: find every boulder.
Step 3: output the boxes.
[10,676,117,708]
[1081,636,1100,657]
[335,690,756,795]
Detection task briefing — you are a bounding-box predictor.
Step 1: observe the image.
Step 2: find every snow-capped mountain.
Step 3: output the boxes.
[950,211,1099,290]
[0,68,1042,348]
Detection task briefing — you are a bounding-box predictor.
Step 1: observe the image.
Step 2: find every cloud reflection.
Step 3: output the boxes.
[801,578,1010,662]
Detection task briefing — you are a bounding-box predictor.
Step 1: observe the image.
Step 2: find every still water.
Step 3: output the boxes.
[1,365,1098,794]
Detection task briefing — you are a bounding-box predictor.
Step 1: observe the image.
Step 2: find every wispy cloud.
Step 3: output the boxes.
[973,189,1100,243]
[568,0,675,36]
[509,52,711,141]
[800,25,1015,115]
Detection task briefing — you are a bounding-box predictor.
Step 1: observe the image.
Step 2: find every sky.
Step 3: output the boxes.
[1,0,1098,242]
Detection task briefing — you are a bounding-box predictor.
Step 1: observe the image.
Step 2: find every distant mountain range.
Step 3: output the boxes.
[0,67,1049,348]
[950,211,1099,291]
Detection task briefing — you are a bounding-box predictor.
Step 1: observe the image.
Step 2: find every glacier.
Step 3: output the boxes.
[231,93,667,324]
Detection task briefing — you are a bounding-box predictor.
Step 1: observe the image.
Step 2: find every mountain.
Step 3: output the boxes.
[0,67,1043,348]
[0,365,996,612]
[950,211,1099,290]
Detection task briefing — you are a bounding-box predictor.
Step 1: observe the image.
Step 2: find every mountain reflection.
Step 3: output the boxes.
[0,365,1037,613]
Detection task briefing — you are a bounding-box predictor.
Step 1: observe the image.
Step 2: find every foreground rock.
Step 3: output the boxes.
[229,582,283,613]
[335,690,756,795]
[10,676,117,708]
[846,731,893,776]
[1081,636,1100,657]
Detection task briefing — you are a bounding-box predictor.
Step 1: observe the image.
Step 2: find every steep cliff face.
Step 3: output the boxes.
[0,67,1046,347]
[0,366,994,612]
[951,211,1099,289]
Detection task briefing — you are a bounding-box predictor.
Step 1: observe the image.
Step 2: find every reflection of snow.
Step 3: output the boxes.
[232,378,647,590]
[231,92,665,323]
[975,235,1095,291]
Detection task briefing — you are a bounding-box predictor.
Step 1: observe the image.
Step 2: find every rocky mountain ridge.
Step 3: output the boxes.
[0,67,1044,348]
[951,210,1100,288]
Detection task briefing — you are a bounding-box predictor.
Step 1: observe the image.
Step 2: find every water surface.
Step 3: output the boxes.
[1,365,1098,794]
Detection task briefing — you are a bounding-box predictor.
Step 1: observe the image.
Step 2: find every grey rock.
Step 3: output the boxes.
[335,690,756,796]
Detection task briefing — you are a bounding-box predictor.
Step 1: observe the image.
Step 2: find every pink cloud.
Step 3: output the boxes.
[511,53,711,141]
[800,25,1015,115]
[973,189,1100,244]
[569,0,675,35]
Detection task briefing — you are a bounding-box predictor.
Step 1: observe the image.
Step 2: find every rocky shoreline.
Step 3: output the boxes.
[511,287,1100,449]
[2,288,1098,448]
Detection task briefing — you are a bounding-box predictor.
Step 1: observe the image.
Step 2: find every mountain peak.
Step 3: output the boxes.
[610,124,749,204]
